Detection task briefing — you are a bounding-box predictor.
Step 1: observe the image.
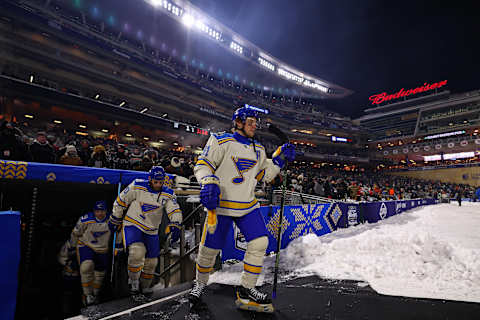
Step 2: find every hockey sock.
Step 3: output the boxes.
[241,236,268,289]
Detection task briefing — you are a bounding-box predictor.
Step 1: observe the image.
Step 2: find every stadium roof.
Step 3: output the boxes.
[57,0,353,100]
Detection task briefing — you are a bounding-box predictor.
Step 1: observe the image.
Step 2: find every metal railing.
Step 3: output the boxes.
[272,190,337,205]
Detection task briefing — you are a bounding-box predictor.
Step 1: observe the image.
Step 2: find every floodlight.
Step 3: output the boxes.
[182,13,195,27]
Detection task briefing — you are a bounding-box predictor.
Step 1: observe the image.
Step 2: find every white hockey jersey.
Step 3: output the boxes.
[69,212,111,254]
[111,179,182,235]
[194,132,280,217]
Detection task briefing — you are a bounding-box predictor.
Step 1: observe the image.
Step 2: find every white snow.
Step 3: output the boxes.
[209,202,480,303]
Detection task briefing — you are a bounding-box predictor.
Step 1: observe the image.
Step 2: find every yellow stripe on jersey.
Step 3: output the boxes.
[255,169,265,182]
[254,144,265,150]
[218,138,235,145]
[83,220,96,225]
[161,192,173,199]
[218,199,258,210]
[133,186,148,192]
[195,159,216,173]
[244,262,262,275]
[167,208,181,218]
[124,216,155,231]
[116,196,127,207]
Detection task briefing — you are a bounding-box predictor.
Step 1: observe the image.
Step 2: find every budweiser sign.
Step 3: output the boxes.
[369,80,448,105]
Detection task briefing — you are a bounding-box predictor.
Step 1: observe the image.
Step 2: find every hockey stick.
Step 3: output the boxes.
[267,123,289,299]
[110,176,122,283]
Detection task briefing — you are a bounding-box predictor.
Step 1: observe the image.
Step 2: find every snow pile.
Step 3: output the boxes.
[210,203,480,303]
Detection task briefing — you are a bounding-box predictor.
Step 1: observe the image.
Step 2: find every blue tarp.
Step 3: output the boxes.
[0,160,176,187]
[0,211,21,320]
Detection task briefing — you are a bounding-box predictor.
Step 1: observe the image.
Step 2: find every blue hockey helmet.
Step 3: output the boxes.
[232,106,259,123]
[93,200,107,211]
[149,166,166,182]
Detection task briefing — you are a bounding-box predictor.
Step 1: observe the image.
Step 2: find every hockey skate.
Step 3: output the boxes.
[188,280,206,307]
[82,294,96,307]
[129,279,140,295]
[235,286,274,313]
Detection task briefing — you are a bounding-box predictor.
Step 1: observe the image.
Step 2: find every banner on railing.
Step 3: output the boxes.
[220,199,439,261]
[0,160,176,187]
[221,202,348,261]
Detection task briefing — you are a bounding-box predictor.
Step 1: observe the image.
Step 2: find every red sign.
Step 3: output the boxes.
[369,80,448,105]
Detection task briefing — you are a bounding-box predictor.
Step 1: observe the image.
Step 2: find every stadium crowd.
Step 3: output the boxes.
[284,165,478,201]
[2,120,478,201]
[0,120,196,177]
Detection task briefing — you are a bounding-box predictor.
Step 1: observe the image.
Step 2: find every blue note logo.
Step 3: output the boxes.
[231,157,257,184]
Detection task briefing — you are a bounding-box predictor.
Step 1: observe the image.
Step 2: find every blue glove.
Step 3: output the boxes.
[272,143,296,169]
[200,175,221,210]
[166,223,181,244]
[108,219,120,233]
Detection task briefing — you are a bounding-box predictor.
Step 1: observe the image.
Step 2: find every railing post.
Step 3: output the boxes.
[194,223,201,247]
[180,225,186,283]
[24,186,38,285]
[163,242,170,288]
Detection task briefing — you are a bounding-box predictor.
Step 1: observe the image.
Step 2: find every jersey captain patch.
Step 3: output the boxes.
[231,157,257,184]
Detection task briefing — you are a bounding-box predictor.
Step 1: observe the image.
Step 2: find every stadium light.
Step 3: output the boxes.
[29,75,34,83]
[159,140,165,143]
[119,101,126,107]
[125,133,132,137]
[182,13,195,28]
[140,107,148,113]
[24,114,34,119]
[143,137,150,141]
[230,41,243,54]
[78,124,87,129]
[53,120,62,124]
[101,129,109,133]
[94,94,100,99]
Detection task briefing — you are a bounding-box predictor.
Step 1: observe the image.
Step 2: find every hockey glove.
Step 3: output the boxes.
[200,175,221,210]
[165,223,181,244]
[108,218,121,233]
[272,143,296,169]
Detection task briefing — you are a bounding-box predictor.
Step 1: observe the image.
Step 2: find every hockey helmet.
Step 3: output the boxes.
[93,200,107,211]
[232,106,259,123]
[149,166,166,182]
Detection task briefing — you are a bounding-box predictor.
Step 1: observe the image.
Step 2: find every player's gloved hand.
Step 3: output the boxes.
[272,143,296,169]
[165,223,181,244]
[108,219,120,233]
[200,175,221,210]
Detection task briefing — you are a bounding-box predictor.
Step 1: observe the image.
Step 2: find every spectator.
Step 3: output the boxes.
[129,148,143,171]
[88,145,109,168]
[111,144,129,169]
[0,121,28,161]
[59,145,83,166]
[29,131,56,163]
[77,139,92,165]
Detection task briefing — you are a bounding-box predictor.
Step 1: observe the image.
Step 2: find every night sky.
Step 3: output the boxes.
[193,0,480,118]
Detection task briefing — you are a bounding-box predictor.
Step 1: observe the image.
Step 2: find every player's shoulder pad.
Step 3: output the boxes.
[80,212,95,223]
[133,179,149,188]
[212,132,233,141]
[161,185,174,196]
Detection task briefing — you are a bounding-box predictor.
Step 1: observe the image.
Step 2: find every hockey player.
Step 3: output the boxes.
[65,200,110,306]
[108,166,182,294]
[189,106,295,312]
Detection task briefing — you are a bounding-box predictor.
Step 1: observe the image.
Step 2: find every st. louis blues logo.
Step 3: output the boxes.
[91,231,108,243]
[139,203,160,219]
[231,156,257,184]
